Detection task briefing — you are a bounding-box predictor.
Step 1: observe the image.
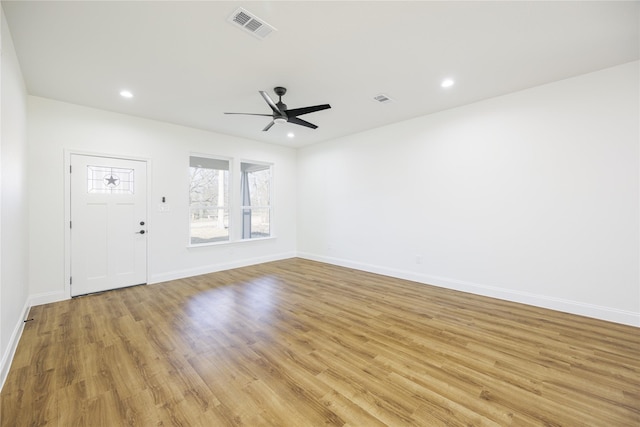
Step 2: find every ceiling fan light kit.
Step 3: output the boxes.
[224,86,331,132]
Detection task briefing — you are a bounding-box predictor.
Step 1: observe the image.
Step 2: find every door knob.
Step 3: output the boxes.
[136,230,146,234]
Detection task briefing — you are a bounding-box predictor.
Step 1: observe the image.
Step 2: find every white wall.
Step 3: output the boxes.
[298,61,640,326]
[0,7,30,385]
[27,97,297,302]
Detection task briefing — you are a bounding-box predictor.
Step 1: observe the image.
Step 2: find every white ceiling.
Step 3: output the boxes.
[3,1,638,148]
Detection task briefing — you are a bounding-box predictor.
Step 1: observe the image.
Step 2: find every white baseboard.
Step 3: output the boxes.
[29,290,68,307]
[1,290,70,391]
[0,299,30,391]
[297,252,640,327]
[149,251,297,284]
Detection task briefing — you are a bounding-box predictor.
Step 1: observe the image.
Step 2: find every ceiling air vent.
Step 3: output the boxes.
[373,94,393,104]
[228,8,277,40]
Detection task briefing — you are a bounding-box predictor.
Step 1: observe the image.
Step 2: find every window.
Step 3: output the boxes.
[241,162,272,239]
[189,156,230,244]
[188,157,273,246]
[87,165,134,194]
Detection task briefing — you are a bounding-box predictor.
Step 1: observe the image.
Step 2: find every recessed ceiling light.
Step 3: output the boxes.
[287,132,295,138]
[120,90,134,98]
[441,79,455,88]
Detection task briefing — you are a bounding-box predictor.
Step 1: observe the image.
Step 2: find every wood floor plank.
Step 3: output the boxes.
[1,258,639,426]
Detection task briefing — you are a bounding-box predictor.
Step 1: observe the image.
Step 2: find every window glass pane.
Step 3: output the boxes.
[243,168,270,206]
[190,207,229,243]
[87,166,134,194]
[245,207,270,238]
[189,156,229,244]
[241,162,271,239]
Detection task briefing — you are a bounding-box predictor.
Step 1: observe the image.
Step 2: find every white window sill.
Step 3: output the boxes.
[187,235,276,248]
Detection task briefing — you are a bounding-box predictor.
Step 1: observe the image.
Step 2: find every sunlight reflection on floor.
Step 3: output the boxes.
[182,275,280,335]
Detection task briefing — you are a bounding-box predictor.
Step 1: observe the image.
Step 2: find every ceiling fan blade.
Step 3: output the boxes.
[226,88,328,132]
[224,112,273,117]
[288,116,318,129]
[262,121,275,132]
[285,104,331,117]
[260,91,283,115]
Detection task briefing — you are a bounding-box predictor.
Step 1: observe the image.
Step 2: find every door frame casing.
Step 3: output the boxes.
[64,150,152,299]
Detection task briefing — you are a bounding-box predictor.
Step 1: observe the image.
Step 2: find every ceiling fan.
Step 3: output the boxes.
[224,86,331,131]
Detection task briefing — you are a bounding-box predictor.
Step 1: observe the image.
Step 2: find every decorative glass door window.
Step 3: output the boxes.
[87,166,135,194]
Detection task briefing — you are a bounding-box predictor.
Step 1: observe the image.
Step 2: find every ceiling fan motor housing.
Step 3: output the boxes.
[274,87,288,114]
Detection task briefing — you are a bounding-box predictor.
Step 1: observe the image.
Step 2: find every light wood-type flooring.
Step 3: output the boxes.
[1,258,639,426]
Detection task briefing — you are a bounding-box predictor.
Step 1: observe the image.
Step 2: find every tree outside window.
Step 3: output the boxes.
[189,156,230,244]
